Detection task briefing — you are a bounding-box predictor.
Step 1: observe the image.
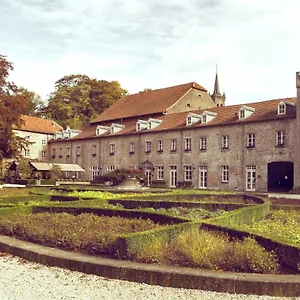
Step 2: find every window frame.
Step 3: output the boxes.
[184,165,192,181]
[221,135,229,149]
[278,103,286,115]
[199,137,207,151]
[156,166,164,180]
[276,130,285,147]
[129,142,135,154]
[110,143,115,155]
[184,137,192,152]
[145,141,151,153]
[157,140,163,152]
[246,133,256,148]
[221,165,229,183]
[170,139,177,152]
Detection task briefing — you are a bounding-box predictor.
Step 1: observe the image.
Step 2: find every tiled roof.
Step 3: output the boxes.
[51,97,296,142]
[17,115,63,134]
[90,82,207,123]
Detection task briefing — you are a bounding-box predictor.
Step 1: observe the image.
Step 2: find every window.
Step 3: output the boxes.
[246,133,255,148]
[170,139,177,152]
[199,137,207,151]
[25,135,30,142]
[221,135,229,149]
[239,109,245,119]
[92,145,97,156]
[202,114,207,123]
[24,149,30,158]
[107,165,116,172]
[66,147,70,156]
[184,165,192,181]
[157,140,163,152]
[199,166,207,188]
[110,144,115,155]
[157,166,164,180]
[184,138,191,152]
[145,141,151,153]
[90,166,100,180]
[59,147,63,157]
[221,166,229,183]
[276,131,285,147]
[52,148,56,158]
[129,142,135,154]
[186,115,192,125]
[278,103,286,115]
[76,146,81,156]
[42,151,46,159]
[42,138,46,145]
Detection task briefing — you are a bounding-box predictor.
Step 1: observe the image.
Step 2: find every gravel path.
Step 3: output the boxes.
[0,253,298,300]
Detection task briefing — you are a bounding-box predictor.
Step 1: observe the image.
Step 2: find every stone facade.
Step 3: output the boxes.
[48,75,299,192]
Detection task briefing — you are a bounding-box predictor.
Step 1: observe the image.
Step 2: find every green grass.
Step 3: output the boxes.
[238,209,300,246]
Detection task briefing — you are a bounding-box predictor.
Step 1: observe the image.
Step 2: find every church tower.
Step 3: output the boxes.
[211,69,226,107]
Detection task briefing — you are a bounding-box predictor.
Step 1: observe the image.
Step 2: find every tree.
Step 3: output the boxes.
[0,55,32,159]
[139,88,153,93]
[44,75,128,128]
[18,88,45,117]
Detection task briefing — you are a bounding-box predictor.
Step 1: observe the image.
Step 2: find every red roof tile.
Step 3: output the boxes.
[51,97,296,142]
[90,82,207,123]
[17,115,63,134]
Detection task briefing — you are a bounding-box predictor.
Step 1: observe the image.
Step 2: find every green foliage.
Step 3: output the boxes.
[156,228,279,274]
[238,209,300,246]
[43,74,128,128]
[95,168,143,185]
[49,164,62,180]
[0,55,35,159]
[0,213,160,256]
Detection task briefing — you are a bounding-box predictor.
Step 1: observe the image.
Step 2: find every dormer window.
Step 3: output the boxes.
[186,113,201,126]
[278,102,286,115]
[55,131,62,139]
[110,123,125,134]
[239,105,255,120]
[202,111,217,123]
[148,118,162,129]
[96,125,110,136]
[136,120,148,131]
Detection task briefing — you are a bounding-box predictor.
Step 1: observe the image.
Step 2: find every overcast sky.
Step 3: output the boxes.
[1,0,300,105]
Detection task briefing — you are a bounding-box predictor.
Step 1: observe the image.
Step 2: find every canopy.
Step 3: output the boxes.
[30,162,85,172]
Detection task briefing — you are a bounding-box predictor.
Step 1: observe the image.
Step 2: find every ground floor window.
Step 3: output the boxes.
[156,166,164,180]
[199,166,207,188]
[90,166,100,180]
[184,165,192,181]
[221,165,229,183]
[246,165,256,191]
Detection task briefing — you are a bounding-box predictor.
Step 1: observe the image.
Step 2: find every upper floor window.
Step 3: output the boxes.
[52,148,56,158]
[76,146,81,156]
[59,147,63,157]
[157,166,164,180]
[107,165,116,172]
[221,166,229,183]
[66,147,71,156]
[92,145,97,156]
[184,138,191,152]
[276,131,285,147]
[199,137,207,151]
[186,113,201,126]
[110,143,115,155]
[221,135,229,149]
[145,141,151,153]
[24,148,30,158]
[239,105,255,119]
[157,140,163,152]
[278,103,286,115]
[170,139,177,152]
[184,165,192,181]
[239,109,245,119]
[129,142,135,154]
[42,151,46,159]
[247,133,256,148]
[42,138,46,145]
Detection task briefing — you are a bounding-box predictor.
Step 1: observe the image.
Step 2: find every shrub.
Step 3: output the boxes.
[134,228,279,274]
[176,181,193,189]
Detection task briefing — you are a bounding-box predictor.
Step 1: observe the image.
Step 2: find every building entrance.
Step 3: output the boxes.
[267,161,293,192]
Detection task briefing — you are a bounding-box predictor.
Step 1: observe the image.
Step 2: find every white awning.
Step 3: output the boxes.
[30,162,85,172]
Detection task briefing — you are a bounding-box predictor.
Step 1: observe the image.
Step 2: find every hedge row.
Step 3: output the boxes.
[50,195,80,202]
[32,206,189,225]
[0,195,51,205]
[108,199,249,212]
[116,221,200,260]
[15,179,56,186]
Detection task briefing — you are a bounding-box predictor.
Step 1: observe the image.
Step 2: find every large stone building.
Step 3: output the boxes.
[48,72,300,193]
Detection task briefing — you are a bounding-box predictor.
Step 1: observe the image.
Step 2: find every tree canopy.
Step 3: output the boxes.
[44,74,128,128]
[0,55,33,159]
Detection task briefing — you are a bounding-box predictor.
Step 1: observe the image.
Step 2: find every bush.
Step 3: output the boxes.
[176,181,193,189]
[135,227,279,274]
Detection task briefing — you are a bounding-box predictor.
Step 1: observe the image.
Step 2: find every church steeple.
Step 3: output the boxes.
[211,66,225,107]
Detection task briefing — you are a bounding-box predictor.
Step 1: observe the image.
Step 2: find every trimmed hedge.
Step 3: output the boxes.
[108,199,249,212]
[0,195,51,205]
[32,206,189,225]
[50,195,80,202]
[116,221,200,259]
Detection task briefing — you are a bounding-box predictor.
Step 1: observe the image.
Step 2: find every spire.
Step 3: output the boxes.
[213,65,221,95]
[211,65,225,107]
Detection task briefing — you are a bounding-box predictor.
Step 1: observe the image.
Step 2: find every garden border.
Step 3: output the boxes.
[0,234,299,297]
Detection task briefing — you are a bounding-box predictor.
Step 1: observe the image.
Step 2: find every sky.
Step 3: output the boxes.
[1,0,300,106]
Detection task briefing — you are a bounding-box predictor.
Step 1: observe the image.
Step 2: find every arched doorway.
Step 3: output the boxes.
[267,161,293,192]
